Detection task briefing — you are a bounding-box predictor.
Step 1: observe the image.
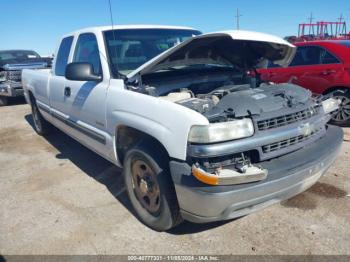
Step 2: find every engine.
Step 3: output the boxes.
[159,83,314,123]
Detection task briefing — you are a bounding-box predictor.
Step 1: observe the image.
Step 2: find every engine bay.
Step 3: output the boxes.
[127,67,313,123]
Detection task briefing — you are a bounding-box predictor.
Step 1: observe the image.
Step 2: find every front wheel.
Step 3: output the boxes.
[123,145,183,231]
[330,90,350,125]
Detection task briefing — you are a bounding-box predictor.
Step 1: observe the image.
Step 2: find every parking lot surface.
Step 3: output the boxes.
[1,101,349,255]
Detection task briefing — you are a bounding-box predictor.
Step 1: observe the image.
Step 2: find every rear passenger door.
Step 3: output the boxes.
[291,45,342,94]
[49,36,74,116]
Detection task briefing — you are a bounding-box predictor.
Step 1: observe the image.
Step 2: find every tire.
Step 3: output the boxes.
[30,96,52,135]
[0,96,8,106]
[123,143,183,231]
[329,90,350,125]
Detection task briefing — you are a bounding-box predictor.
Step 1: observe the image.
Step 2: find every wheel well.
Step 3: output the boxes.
[116,125,169,164]
[28,90,35,104]
[323,86,350,95]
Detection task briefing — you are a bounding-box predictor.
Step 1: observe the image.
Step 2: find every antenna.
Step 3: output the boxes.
[107,0,123,79]
[108,0,115,29]
[235,8,242,30]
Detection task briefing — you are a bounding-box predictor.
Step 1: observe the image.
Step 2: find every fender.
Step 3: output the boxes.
[106,83,208,162]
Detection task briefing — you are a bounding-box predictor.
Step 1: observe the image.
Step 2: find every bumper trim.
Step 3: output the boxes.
[0,82,23,97]
[180,167,326,223]
[172,125,343,223]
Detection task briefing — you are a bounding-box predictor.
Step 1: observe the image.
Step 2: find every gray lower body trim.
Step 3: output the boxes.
[51,111,106,145]
[37,103,50,114]
[36,102,106,145]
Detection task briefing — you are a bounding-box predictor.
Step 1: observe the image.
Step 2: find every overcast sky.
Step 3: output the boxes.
[1,0,349,55]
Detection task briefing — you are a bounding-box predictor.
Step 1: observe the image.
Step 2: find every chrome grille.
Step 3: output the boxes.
[7,71,22,82]
[257,107,319,131]
[262,128,322,153]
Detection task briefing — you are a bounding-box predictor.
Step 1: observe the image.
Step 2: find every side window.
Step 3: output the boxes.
[290,46,322,66]
[55,36,73,76]
[267,60,281,68]
[321,48,340,64]
[73,33,102,75]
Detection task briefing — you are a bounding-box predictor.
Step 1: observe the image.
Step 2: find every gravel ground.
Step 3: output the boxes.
[0,100,349,255]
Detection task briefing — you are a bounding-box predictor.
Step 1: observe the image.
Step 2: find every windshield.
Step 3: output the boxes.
[104,28,202,76]
[0,50,40,62]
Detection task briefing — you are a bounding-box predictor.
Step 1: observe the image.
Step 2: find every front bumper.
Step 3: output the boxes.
[170,125,343,223]
[0,82,23,97]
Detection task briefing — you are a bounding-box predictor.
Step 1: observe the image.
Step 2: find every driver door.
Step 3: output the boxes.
[64,33,109,154]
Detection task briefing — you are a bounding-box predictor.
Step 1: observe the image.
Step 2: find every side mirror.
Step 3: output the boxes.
[65,62,102,82]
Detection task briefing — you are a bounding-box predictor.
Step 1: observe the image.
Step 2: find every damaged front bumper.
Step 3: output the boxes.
[169,125,343,223]
[191,164,267,186]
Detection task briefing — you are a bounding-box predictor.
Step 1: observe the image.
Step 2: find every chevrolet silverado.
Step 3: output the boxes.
[22,25,343,231]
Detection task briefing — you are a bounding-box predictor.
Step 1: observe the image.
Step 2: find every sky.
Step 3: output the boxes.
[1,0,349,55]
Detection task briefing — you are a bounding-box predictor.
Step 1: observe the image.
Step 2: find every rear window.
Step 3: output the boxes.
[55,36,74,76]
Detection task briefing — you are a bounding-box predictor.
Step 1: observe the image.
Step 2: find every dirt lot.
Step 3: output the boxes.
[1,101,350,255]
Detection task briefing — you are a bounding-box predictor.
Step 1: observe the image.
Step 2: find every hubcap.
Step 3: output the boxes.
[332,95,350,122]
[131,159,161,214]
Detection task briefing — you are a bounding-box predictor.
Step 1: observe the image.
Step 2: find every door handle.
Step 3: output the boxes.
[321,69,336,75]
[64,87,71,97]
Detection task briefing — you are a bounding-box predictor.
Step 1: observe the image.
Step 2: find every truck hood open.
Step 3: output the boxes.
[127,30,296,79]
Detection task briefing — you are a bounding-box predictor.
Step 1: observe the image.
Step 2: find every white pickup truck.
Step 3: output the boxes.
[22,25,343,231]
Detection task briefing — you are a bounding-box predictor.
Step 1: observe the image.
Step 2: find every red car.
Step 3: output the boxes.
[259,40,350,124]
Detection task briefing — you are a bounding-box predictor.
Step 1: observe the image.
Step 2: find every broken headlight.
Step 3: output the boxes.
[188,118,254,143]
[322,98,340,114]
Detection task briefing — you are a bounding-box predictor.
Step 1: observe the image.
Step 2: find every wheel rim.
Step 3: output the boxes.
[32,104,41,130]
[332,95,350,122]
[131,159,161,215]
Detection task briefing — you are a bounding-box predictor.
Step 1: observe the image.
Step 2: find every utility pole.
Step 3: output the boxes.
[338,13,344,23]
[235,8,242,30]
[307,12,315,35]
[336,13,344,35]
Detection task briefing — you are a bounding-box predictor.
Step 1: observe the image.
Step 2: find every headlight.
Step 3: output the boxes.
[0,71,6,82]
[188,118,254,143]
[322,98,340,114]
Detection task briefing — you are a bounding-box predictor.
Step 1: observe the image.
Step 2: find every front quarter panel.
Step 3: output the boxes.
[106,79,209,162]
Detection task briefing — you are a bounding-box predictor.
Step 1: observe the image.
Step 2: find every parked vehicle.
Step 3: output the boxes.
[22,26,343,231]
[0,50,52,106]
[259,40,350,124]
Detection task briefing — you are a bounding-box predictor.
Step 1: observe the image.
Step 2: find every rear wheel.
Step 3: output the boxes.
[30,97,52,135]
[330,90,350,125]
[0,96,8,106]
[123,144,183,231]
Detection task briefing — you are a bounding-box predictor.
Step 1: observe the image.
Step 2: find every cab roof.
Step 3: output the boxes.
[64,25,199,37]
